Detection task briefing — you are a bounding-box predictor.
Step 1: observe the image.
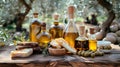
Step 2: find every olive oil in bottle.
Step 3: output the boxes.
[63,5,79,49]
[49,13,63,39]
[30,13,41,42]
[75,26,89,51]
[88,28,97,51]
[37,22,51,48]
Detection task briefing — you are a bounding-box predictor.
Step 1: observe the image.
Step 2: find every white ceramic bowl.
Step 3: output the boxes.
[97,41,111,47]
[97,41,112,53]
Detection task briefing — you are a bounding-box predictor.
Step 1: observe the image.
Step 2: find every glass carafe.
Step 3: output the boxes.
[30,13,41,42]
[63,5,79,49]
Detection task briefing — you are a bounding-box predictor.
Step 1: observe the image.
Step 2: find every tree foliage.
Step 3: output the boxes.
[0,0,120,26]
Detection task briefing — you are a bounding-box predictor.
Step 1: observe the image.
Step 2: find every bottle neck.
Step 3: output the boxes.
[89,33,96,40]
[33,15,38,18]
[54,20,59,26]
[68,18,75,24]
[41,27,46,32]
[79,30,86,38]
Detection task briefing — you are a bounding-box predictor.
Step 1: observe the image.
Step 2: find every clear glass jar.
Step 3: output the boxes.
[75,26,89,51]
[88,27,97,51]
[63,5,79,49]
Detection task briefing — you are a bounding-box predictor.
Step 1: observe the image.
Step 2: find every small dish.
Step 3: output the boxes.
[97,41,111,47]
[48,48,66,56]
[100,49,111,54]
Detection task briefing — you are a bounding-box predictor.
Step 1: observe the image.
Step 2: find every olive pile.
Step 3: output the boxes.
[77,50,104,58]
[99,45,112,50]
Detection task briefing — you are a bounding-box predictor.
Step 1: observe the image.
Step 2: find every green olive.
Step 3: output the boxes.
[95,51,100,56]
[99,52,104,56]
[104,45,108,49]
[87,50,92,52]
[83,52,90,57]
[91,53,95,58]
[99,46,104,49]
[78,51,82,56]
[107,45,112,50]
[81,51,85,56]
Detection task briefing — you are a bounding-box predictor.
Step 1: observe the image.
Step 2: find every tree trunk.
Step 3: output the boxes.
[16,0,34,32]
[97,0,115,37]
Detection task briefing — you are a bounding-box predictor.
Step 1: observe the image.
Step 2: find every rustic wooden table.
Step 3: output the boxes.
[0,44,120,67]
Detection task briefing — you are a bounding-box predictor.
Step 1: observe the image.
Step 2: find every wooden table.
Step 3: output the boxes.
[0,44,120,67]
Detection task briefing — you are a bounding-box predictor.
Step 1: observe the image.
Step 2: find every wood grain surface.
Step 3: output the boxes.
[0,44,120,67]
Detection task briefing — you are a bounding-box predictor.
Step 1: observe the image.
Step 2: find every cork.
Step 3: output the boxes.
[89,27,95,34]
[33,12,38,18]
[41,22,46,27]
[53,13,59,20]
[41,22,46,30]
[79,26,85,35]
[33,12,38,15]
[68,5,75,19]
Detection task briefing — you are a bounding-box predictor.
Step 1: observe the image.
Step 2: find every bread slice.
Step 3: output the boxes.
[15,45,42,54]
[11,48,33,58]
[17,42,39,47]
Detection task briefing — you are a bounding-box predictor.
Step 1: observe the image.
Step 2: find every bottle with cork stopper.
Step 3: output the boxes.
[30,12,41,42]
[88,27,97,51]
[63,5,79,50]
[75,26,89,51]
[37,22,51,49]
[49,13,63,39]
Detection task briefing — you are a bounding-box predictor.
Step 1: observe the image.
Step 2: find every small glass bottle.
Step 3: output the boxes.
[49,13,63,39]
[88,28,97,51]
[30,12,41,42]
[63,5,79,49]
[37,22,51,48]
[75,26,89,51]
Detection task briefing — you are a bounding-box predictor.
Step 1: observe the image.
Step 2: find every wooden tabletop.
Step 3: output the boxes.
[0,44,120,64]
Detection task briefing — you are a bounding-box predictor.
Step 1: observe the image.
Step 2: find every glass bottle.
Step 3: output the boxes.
[30,13,41,42]
[49,13,63,39]
[88,27,97,51]
[63,5,79,49]
[75,26,89,51]
[37,22,51,48]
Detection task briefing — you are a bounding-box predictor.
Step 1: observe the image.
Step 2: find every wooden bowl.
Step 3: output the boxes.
[48,48,66,56]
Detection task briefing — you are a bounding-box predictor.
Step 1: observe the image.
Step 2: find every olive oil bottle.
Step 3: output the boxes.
[88,28,97,51]
[49,13,63,39]
[37,22,51,48]
[30,13,41,42]
[75,26,89,51]
[63,5,79,49]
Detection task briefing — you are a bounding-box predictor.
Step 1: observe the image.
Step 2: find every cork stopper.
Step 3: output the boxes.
[68,5,75,19]
[53,13,59,20]
[33,12,38,18]
[33,12,38,15]
[89,27,95,34]
[41,22,46,27]
[79,26,85,35]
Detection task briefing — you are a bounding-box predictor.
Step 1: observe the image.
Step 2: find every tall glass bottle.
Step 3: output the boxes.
[88,28,97,51]
[49,13,63,39]
[75,26,89,51]
[30,13,41,42]
[63,5,79,49]
[37,22,51,48]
